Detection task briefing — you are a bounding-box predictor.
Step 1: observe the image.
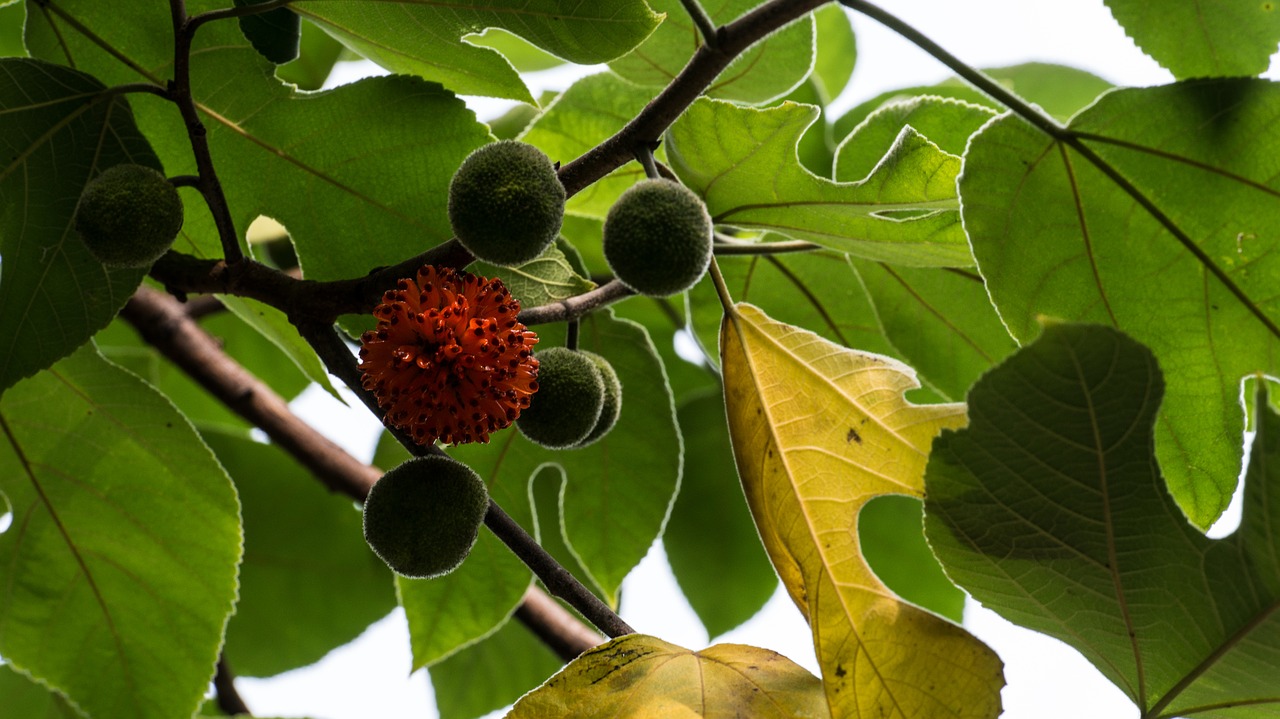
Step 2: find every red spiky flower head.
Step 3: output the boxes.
[358,265,539,445]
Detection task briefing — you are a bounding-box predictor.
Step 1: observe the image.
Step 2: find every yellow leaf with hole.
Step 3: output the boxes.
[505,634,827,718]
[720,302,1003,718]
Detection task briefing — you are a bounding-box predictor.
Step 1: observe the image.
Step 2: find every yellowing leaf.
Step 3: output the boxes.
[505,635,827,718]
[720,302,1003,718]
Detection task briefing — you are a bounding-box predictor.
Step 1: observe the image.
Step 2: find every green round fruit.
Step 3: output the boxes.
[448,140,565,267]
[74,164,184,268]
[574,351,621,448]
[517,347,605,449]
[362,455,489,579]
[603,179,712,297]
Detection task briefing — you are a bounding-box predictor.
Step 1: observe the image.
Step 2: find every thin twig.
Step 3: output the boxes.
[679,0,721,48]
[214,655,251,716]
[187,0,294,31]
[170,0,244,263]
[635,144,662,180]
[517,279,635,326]
[515,586,604,661]
[120,286,605,658]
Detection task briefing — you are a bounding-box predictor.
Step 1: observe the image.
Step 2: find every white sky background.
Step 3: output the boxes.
[237,2,1276,718]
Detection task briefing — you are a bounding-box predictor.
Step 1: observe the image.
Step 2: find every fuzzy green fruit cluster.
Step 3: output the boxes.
[74,164,184,268]
[362,455,489,579]
[448,140,566,267]
[603,179,712,297]
[518,347,621,449]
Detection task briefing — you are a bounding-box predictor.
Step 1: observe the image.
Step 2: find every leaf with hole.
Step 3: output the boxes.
[720,301,1002,718]
[959,78,1280,528]
[926,322,1280,719]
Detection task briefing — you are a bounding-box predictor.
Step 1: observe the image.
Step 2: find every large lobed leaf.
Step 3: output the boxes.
[959,78,1280,528]
[926,322,1280,718]
[506,635,828,718]
[0,59,155,393]
[668,99,972,266]
[720,302,1002,718]
[295,0,663,102]
[0,345,241,719]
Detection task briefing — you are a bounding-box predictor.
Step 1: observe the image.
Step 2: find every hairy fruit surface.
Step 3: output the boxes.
[602,179,712,297]
[359,265,539,446]
[575,351,622,448]
[448,140,566,266]
[363,455,489,579]
[517,347,605,449]
[74,164,184,268]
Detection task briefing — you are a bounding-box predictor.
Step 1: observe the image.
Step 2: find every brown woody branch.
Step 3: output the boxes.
[120,286,602,661]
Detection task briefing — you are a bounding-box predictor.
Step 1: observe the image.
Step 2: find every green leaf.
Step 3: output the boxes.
[1105,0,1280,79]
[926,323,1280,718]
[0,2,25,58]
[276,18,345,90]
[296,0,662,102]
[667,99,972,267]
[429,617,563,719]
[519,72,657,219]
[466,27,567,73]
[0,345,241,719]
[474,245,596,312]
[834,96,996,183]
[665,390,777,638]
[236,0,300,65]
[0,664,79,718]
[218,295,343,402]
[203,428,396,678]
[0,58,158,393]
[507,635,828,718]
[609,0,814,105]
[959,78,1280,527]
[850,261,1017,402]
[810,4,856,103]
[609,295,716,402]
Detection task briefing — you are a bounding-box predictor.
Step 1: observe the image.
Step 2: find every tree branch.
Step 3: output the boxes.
[214,655,251,717]
[557,0,828,198]
[119,286,604,657]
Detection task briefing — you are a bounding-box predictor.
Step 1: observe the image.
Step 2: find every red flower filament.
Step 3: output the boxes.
[358,265,539,445]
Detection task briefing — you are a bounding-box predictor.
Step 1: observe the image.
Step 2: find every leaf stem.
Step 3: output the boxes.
[170,0,245,263]
[714,239,820,255]
[707,256,736,312]
[635,144,662,180]
[679,0,722,49]
[187,0,294,32]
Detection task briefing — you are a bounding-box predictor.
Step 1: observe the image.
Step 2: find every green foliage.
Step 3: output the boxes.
[927,323,1280,717]
[5,0,1280,716]
[603,179,714,297]
[74,164,184,268]
[960,78,1280,527]
[363,455,491,579]
[449,140,566,267]
[518,346,607,449]
[0,59,156,392]
[0,345,241,719]
[1105,0,1280,79]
